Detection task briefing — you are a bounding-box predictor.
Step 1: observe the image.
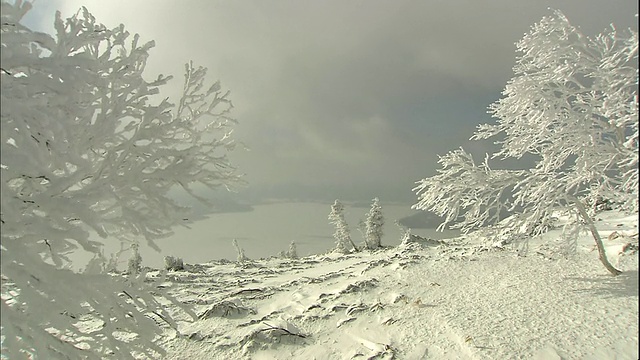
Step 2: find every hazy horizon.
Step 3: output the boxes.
[70,201,458,269]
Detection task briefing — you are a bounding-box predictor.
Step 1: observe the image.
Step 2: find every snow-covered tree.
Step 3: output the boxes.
[286,240,298,259]
[328,200,357,253]
[364,198,384,249]
[395,220,413,245]
[233,238,248,262]
[413,10,637,276]
[1,1,239,357]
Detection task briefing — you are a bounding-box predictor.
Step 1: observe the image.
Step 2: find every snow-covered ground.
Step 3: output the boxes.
[140,210,637,359]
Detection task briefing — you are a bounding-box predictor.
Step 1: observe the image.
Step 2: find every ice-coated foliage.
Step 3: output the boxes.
[328,200,356,253]
[1,2,241,263]
[364,198,384,249]
[413,10,637,275]
[1,1,239,357]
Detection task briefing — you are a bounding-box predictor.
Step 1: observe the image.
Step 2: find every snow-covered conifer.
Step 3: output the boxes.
[286,240,299,259]
[1,2,239,356]
[364,198,384,249]
[328,200,357,253]
[413,10,637,275]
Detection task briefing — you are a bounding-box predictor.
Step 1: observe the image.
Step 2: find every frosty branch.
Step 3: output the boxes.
[1,1,243,357]
[413,10,638,275]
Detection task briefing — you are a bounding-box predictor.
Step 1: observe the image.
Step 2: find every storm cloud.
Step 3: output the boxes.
[25,0,639,203]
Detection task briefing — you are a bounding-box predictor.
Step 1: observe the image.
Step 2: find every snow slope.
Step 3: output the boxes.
[143,210,638,359]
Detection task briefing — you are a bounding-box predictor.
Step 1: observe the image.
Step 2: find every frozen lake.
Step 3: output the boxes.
[83,202,460,269]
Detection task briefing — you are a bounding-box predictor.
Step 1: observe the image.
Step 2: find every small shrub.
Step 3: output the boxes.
[164,256,185,271]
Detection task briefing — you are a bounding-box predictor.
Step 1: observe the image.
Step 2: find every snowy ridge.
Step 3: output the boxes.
[137,210,637,359]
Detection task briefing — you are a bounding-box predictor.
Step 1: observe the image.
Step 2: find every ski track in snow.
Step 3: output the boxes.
[141,211,638,359]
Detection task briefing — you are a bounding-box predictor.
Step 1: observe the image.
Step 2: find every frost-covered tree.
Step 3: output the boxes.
[286,240,298,259]
[364,198,384,249]
[328,200,357,253]
[233,239,248,262]
[413,10,637,276]
[1,1,239,357]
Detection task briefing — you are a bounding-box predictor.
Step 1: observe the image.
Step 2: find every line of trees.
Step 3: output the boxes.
[329,198,385,253]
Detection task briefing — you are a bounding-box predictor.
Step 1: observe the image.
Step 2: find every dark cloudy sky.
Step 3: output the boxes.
[25,0,638,204]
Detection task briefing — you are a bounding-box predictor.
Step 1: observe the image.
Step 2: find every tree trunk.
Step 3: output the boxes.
[348,238,359,252]
[573,199,622,276]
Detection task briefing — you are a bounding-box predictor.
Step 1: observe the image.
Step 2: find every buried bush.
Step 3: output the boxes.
[164,255,185,271]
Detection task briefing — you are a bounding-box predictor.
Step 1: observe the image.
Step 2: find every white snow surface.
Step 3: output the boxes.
[142,211,638,359]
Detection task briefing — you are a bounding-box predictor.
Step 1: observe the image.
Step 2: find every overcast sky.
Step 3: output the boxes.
[25,0,638,204]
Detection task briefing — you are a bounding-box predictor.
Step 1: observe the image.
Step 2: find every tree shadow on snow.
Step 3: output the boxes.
[565,270,639,299]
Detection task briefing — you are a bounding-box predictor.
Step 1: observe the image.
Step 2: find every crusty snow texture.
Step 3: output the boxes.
[155,211,638,360]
